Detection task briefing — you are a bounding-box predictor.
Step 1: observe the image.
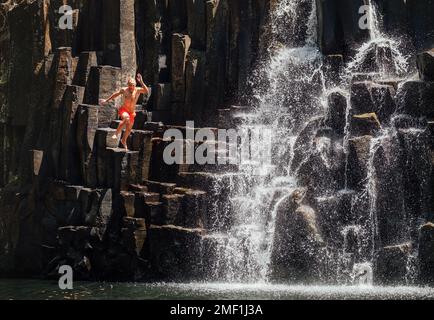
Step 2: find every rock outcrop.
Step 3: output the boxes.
[317,0,434,55]
[270,189,326,283]
[0,0,274,279]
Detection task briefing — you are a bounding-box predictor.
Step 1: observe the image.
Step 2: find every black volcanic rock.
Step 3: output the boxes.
[316,0,370,55]
[406,0,434,51]
[372,0,408,36]
[270,189,326,283]
[396,80,434,118]
[346,135,372,191]
[147,225,204,281]
[350,113,381,137]
[375,243,412,285]
[417,49,434,81]
[326,91,347,135]
[419,223,434,284]
[350,81,396,123]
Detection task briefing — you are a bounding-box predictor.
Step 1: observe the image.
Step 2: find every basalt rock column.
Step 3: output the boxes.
[187,0,207,50]
[185,50,206,125]
[76,0,103,52]
[48,0,81,50]
[406,0,434,51]
[102,0,137,84]
[136,0,169,86]
[6,0,52,182]
[59,85,85,182]
[84,66,121,127]
[171,33,191,124]
[270,189,326,283]
[47,47,75,178]
[205,0,229,124]
[315,0,370,55]
[76,104,99,187]
[73,51,98,87]
[0,3,9,187]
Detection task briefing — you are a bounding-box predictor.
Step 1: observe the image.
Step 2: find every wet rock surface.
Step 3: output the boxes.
[270,189,326,283]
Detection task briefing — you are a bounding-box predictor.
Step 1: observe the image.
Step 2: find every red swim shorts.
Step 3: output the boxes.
[118,107,136,122]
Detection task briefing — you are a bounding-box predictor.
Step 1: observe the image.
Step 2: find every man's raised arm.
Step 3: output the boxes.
[100,89,124,105]
[136,74,150,95]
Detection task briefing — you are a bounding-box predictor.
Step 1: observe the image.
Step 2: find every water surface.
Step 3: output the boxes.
[1,279,433,300]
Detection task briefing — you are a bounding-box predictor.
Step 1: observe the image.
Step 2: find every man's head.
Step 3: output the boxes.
[127,77,136,90]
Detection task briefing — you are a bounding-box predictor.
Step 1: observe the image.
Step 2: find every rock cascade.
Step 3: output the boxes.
[200,0,434,286]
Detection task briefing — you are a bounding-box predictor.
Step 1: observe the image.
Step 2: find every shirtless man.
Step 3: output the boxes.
[100,74,149,150]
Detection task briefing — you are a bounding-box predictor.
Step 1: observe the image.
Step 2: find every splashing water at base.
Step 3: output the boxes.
[206,0,325,283]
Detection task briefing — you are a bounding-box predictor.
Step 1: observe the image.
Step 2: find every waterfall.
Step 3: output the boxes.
[340,1,416,284]
[207,0,426,285]
[205,0,323,283]
[345,1,410,77]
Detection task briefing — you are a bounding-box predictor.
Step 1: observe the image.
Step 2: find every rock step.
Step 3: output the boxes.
[72,51,97,87]
[147,224,205,280]
[176,171,249,191]
[144,180,177,194]
[151,136,237,149]
[135,190,161,203]
[112,122,239,140]
[178,161,239,174]
[374,79,404,91]
[351,73,380,83]
[77,111,154,188]
[350,113,382,137]
[92,128,153,189]
[128,184,148,192]
[121,217,147,256]
[417,49,434,82]
[396,80,434,118]
[350,81,396,123]
[218,105,251,129]
[140,176,238,232]
[176,172,248,231]
[95,127,119,149]
[96,127,153,151]
[118,184,207,229]
[148,138,241,181]
[46,183,113,235]
[376,243,412,285]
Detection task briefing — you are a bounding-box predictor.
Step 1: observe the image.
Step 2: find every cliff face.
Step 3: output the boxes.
[1,0,434,284]
[0,0,270,184]
[0,0,272,279]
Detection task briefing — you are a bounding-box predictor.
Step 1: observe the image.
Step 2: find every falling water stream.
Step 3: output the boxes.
[207,0,424,285]
[206,0,324,283]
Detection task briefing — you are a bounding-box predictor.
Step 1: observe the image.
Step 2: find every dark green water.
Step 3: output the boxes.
[1,279,434,300]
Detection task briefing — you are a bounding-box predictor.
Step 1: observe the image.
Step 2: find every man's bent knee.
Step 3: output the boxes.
[122,113,131,124]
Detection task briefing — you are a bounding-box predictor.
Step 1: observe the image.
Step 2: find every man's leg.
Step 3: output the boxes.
[121,117,134,150]
[113,113,128,139]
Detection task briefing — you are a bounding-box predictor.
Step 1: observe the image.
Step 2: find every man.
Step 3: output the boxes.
[100,74,149,150]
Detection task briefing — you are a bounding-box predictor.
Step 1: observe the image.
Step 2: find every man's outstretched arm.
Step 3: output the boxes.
[136,74,150,95]
[100,89,124,105]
